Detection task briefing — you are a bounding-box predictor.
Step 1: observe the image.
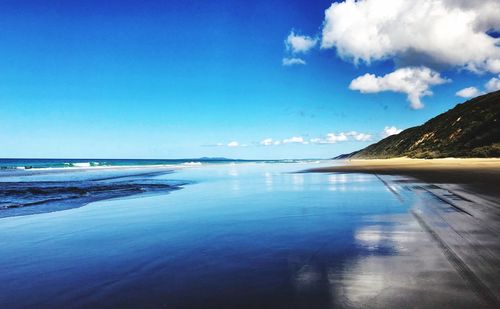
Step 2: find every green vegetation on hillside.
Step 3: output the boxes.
[345,90,500,159]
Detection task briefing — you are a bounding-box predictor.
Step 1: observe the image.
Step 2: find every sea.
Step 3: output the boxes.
[0,157,308,170]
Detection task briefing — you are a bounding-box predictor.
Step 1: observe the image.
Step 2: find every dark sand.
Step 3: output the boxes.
[307,158,500,201]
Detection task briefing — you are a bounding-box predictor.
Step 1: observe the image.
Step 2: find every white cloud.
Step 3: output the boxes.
[283,136,306,144]
[349,132,372,142]
[455,87,480,98]
[382,126,403,137]
[260,138,274,146]
[286,31,318,54]
[310,131,372,144]
[282,57,306,66]
[349,67,449,109]
[328,133,348,142]
[455,76,500,97]
[310,133,346,144]
[221,132,374,147]
[321,0,500,73]
[202,142,226,147]
[485,75,500,92]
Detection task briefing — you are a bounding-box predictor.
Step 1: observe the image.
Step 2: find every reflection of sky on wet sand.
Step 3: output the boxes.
[355,225,416,252]
[289,213,482,308]
[264,172,273,191]
[291,173,304,191]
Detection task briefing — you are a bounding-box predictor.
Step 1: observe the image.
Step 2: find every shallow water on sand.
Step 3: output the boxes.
[0,163,484,308]
[0,167,185,218]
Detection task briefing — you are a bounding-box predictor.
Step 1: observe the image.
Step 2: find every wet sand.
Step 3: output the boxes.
[307,158,500,306]
[306,158,500,201]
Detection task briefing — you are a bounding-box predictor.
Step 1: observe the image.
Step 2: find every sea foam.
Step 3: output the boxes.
[182,162,202,166]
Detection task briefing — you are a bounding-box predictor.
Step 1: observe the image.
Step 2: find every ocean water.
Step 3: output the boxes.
[0,158,312,170]
[0,167,186,218]
[0,163,483,308]
[0,159,322,217]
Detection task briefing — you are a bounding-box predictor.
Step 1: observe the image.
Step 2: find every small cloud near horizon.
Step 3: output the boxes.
[310,131,372,144]
[455,75,500,98]
[486,75,500,92]
[210,127,406,148]
[282,136,307,144]
[456,87,481,98]
[382,126,403,137]
[257,132,374,147]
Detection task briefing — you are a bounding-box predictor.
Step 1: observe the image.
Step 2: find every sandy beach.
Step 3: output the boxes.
[307,158,500,201]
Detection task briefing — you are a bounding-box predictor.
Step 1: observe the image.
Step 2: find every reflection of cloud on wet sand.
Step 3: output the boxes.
[326,173,374,192]
[354,224,416,252]
[289,214,481,308]
[333,215,482,307]
[264,172,273,191]
[292,173,304,191]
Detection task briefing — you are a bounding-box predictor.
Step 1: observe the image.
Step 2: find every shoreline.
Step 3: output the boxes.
[306,158,500,201]
[0,164,192,178]
[0,160,329,178]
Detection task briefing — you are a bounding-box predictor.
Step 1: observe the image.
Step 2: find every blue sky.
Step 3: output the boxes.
[1,0,499,159]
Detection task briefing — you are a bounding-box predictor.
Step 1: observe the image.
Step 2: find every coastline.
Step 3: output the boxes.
[0,165,188,218]
[306,157,500,201]
[0,164,188,178]
[0,159,325,175]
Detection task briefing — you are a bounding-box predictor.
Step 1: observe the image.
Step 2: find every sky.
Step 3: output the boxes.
[1,0,499,159]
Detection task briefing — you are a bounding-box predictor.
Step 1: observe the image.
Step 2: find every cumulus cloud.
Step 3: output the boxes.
[485,75,500,92]
[310,133,347,144]
[455,87,480,98]
[221,132,375,148]
[203,141,247,147]
[349,67,449,109]
[321,0,500,73]
[260,138,284,146]
[457,75,500,97]
[286,31,318,54]
[260,138,274,146]
[283,136,307,144]
[310,131,372,144]
[282,57,306,66]
[349,132,372,142]
[382,126,403,137]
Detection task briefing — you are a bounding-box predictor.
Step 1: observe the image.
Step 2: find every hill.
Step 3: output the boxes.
[340,90,500,159]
